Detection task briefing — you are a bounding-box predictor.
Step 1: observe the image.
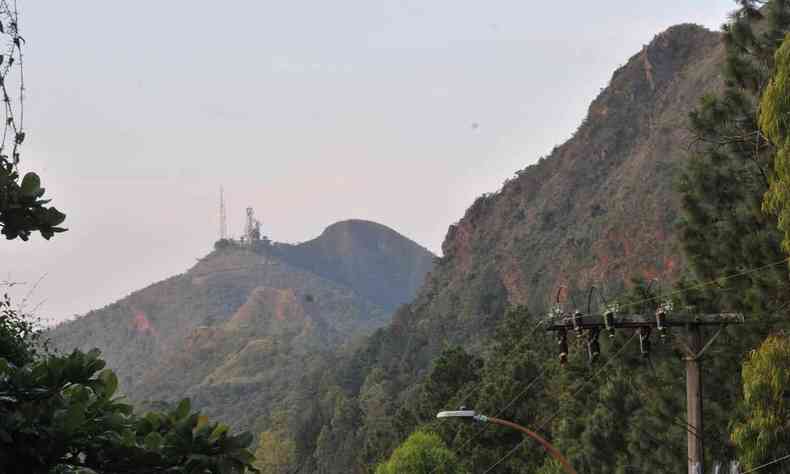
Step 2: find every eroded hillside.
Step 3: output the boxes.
[49,220,435,432]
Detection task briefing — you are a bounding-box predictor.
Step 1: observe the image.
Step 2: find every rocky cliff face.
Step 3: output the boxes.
[428,24,723,337]
[48,220,435,431]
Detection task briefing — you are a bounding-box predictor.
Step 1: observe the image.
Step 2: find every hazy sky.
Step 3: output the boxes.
[1,1,734,323]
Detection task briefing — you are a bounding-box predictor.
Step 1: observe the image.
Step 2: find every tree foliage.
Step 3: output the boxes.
[374,431,467,474]
[0,293,45,366]
[761,33,790,256]
[0,298,257,473]
[253,430,295,474]
[731,334,790,471]
[0,2,66,241]
[678,0,790,313]
[0,164,67,240]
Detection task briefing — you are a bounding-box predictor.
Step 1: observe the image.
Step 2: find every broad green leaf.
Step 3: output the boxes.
[98,369,118,398]
[19,172,40,197]
[144,431,163,451]
[174,398,191,420]
[63,403,85,434]
[143,412,162,432]
[209,424,228,442]
[43,207,66,226]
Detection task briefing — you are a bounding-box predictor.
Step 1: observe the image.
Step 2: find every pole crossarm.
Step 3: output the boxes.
[543,311,743,474]
[545,313,744,331]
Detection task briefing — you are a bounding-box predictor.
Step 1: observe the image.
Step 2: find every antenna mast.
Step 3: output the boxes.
[244,207,261,244]
[219,186,228,240]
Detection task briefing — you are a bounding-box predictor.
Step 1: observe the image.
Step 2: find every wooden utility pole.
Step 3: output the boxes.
[546,311,743,474]
[685,325,703,474]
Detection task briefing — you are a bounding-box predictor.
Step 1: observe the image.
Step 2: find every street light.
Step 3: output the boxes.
[436,410,578,474]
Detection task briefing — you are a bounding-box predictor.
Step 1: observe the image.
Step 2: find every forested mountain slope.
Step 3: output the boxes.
[48,220,435,432]
[363,23,723,368]
[294,24,730,472]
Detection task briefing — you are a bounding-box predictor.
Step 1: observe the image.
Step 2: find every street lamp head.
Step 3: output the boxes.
[436,410,478,419]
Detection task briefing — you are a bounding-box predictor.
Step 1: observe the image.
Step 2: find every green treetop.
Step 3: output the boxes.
[731,334,790,471]
[375,431,468,474]
[678,0,790,313]
[761,33,790,256]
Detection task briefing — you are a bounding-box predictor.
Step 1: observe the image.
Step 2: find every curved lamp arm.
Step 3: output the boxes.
[482,415,577,474]
[437,411,576,474]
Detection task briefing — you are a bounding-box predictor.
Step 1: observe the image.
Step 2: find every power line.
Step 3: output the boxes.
[457,257,790,427]
[436,365,550,474]
[450,315,556,412]
[452,257,788,417]
[428,312,565,464]
[436,251,658,426]
[432,311,571,474]
[439,259,790,473]
[741,453,790,473]
[480,334,638,473]
[537,333,638,431]
[624,372,702,441]
[614,257,790,313]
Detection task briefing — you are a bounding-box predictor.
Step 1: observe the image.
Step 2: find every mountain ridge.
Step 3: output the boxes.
[291,23,730,472]
[48,219,435,433]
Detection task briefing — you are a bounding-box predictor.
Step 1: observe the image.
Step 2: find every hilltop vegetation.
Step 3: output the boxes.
[49,220,435,439]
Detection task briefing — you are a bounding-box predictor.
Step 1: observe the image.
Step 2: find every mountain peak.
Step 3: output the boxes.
[272,219,435,310]
[309,219,431,256]
[440,22,723,314]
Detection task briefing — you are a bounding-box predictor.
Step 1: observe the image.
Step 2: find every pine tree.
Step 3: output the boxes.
[761,32,790,257]
[678,0,790,314]
[731,334,790,471]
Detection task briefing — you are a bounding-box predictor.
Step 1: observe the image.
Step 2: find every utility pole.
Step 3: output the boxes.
[685,325,703,474]
[546,311,743,474]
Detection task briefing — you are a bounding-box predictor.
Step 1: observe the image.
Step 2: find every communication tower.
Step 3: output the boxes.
[244,207,261,244]
[219,186,228,240]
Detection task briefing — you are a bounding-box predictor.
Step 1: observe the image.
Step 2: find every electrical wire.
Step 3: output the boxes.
[623,376,702,441]
[435,364,551,474]
[450,316,556,411]
[613,257,790,313]
[436,304,576,457]
[741,453,790,473]
[436,251,652,429]
[437,258,790,473]
[480,333,638,473]
[448,256,789,427]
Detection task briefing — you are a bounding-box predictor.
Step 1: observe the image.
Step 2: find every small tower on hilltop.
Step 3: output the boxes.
[219,186,228,240]
[244,207,261,244]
